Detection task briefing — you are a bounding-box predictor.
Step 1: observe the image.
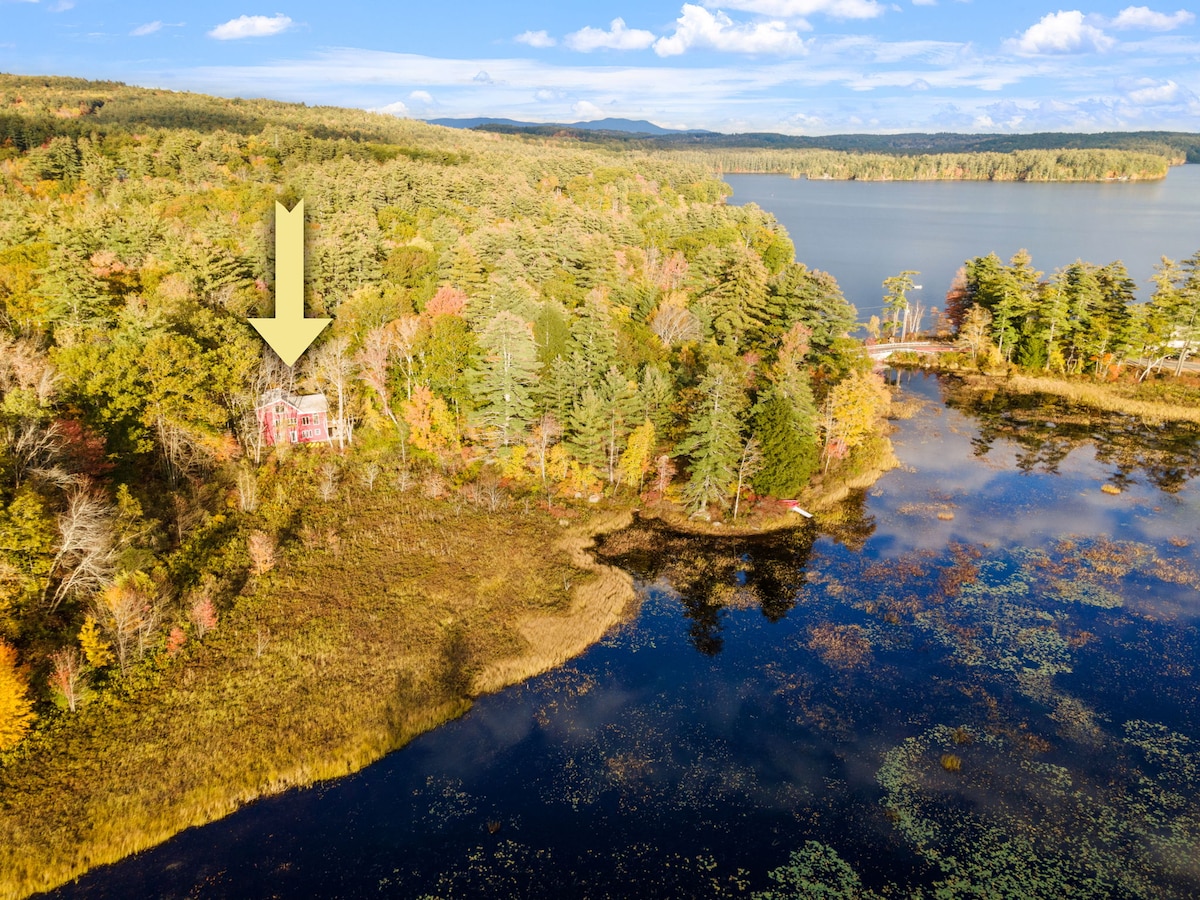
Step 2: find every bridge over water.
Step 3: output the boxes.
[866,341,958,361]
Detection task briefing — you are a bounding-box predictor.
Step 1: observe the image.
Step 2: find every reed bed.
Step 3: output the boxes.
[0,492,610,900]
[970,374,1200,424]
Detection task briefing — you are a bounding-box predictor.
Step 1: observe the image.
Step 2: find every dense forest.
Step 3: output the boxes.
[656,147,1173,181]
[474,122,1200,161]
[935,248,1200,378]
[473,123,1197,176]
[0,74,890,775]
[3,72,1199,897]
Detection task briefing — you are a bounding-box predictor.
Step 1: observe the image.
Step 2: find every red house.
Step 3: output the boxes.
[256,389,332,446]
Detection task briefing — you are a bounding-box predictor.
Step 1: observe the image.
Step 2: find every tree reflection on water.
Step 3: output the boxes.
[942,378,1200,492]
[594,511,872,655]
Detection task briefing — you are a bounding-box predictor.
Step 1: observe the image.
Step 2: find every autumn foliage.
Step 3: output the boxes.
[0,640,35,750]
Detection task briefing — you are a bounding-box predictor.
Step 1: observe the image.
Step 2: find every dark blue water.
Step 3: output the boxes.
[724,166,1200,318]
[48,373,1200,899]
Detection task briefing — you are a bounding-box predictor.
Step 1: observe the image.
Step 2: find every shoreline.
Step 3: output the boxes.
[714,169,1174,182]
[472,508,638,695]
[0,500,633,900]
[898,364,1200,425]
[1,455,897,900]
[636,436,899,538]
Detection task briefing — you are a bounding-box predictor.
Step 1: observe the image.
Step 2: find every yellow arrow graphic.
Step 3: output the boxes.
[249,200,331,367]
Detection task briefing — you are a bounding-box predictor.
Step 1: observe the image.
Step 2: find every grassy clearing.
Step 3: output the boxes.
[0,489,626,900]
[474,509,636,694]
[991,374,1200,423]
[894,359,1200,424]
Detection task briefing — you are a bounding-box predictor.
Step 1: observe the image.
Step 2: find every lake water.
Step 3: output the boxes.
[47,375,1200,899]
[724,165,1200,320]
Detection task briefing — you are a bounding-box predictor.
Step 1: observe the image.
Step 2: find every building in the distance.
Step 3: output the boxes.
[256,389,332,445]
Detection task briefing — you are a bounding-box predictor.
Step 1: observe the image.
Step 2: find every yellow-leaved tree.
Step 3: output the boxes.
[820,369,890,473]
[618,419,655,492]
[0,640,35,751]
[79,615,113,669]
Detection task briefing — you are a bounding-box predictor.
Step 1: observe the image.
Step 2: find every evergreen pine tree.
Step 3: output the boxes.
[678,361,747,513]
[708,246,770,350]
[767,263,857,351]
[567,386,607,471]
[470,311,541,447]
[752,385,818,498]
[598,366,639,483]
[566,294,619,395]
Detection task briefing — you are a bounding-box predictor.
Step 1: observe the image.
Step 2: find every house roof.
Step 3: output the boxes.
[257,389,328,414]
[295,394,328,414]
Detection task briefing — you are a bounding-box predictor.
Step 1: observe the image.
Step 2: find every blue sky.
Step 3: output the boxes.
[2,1,1198,133]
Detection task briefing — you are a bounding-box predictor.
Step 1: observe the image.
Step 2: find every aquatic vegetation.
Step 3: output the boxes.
[1047,694,1106,745]
[753,841,883,900]
[422,775,477,827]
[939,753,962,772]
[896,501,958,520]
[1048,578,1123,609]
[877,723,1200,898]
[806,624,873,670]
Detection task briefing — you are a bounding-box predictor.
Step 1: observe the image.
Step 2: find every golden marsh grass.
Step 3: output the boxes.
[0,492,619,900]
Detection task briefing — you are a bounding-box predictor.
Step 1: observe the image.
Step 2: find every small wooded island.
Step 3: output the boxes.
[1,76,1198,898]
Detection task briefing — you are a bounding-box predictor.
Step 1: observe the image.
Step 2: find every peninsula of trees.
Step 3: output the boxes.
[941,248,1200,378]
[467,122,1197,181]
[664,147,1174,181]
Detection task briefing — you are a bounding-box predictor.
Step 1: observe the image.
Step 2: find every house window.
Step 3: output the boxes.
[301,416,310,425]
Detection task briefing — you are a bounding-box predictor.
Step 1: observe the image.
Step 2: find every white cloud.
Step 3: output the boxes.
[408,89,434,103]
[1008,10,1116,54]
[707,0,887,19]
[371,100,409,117]
[820,35,966,63]
[1106,5,1195,29]
[572,100,606,119]
[515,30,556,48]
[131,21,163,36]
[167,42,1200,134]
[473,70,493,83]
[207,14,293,40]
[912,0,937,5]
[565,18,656,52]
[1118,75,1194,104]
[1127,79,1181,103]
[655,4,809,56]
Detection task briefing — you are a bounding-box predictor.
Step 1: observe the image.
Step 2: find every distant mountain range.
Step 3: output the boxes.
[427,117,713,136]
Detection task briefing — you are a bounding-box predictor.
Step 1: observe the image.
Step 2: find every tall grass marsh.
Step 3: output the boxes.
[0,488,626,899]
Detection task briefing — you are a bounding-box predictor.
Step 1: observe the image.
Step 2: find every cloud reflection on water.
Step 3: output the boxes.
[865,373,1200,580]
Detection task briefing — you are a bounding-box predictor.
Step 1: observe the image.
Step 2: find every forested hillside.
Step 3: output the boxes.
[0,73,882,803]
[475,122,1200,161]
[661,147,1174,181]
[474,123,1193,178]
